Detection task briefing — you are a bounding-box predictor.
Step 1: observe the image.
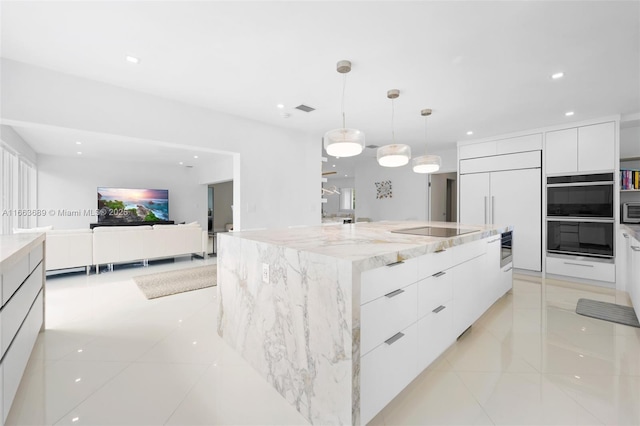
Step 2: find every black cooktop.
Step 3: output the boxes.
[391,226,477,238]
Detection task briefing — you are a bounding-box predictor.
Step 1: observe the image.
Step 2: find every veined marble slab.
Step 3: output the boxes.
[217,221,511,425]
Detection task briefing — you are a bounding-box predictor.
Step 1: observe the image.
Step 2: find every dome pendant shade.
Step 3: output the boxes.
[324,128,365,157]
[377,144,411,167]
[412,154,441,173]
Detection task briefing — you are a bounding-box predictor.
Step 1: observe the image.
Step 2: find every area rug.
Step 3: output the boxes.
[133,264,217,299]
[576,298,640,328]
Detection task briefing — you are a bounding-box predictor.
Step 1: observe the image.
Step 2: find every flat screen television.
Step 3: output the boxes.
[97,187,169,223]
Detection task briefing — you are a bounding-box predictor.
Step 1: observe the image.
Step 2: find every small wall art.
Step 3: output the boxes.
[375,180,392,199]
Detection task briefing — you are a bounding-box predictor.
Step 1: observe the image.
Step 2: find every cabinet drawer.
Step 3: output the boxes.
[417,249,453,279]
[452,238,486,265]
[3,290,43,423]
[29,243,43,272]
[417,271,453,319]
[546,256,615,283]
[1,263,44,358]
[361,283,417,355]
[361,322,418,425]
[1,255,30,306]
[418,301,454,371]
[361,257,418,304]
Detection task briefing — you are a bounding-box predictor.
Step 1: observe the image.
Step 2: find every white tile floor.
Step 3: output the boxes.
[6,257,640,425]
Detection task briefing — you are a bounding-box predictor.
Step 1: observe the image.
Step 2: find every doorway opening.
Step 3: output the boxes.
[429,172,457,222]
[207,180,233,256]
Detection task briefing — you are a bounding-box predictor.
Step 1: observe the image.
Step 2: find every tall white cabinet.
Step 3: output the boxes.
[459,145,542,272]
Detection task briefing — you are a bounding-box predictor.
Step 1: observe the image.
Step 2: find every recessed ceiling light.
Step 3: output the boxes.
[574,375,581,379]
[125,55,140,64]
[332,164,336,168]
[565,111,575,116]
[193,155,198,159]
[551,72,564,79]
[344,174,348,177]
[75,141,82,145]
[336,157,340,159]
[277,104,284,109]
[76,151,82,155]
[466,131,473,136]
[75,378,82,383]
[72,417,79,423]
[179,162,183,165]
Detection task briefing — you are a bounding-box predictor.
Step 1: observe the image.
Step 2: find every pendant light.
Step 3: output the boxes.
[323,60,365,158]
[412,109,441,173]
[377,89,411,167]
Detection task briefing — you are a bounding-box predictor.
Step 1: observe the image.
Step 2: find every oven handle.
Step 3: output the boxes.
[547,181,615,188]
[546,217,615,223]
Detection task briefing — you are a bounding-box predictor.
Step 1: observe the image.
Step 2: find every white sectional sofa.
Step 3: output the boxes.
[46,229,93,273]
[15,223,207,273]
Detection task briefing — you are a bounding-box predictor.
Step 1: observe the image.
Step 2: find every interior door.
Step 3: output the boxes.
[459,173,490,225]
[490,168,542,271]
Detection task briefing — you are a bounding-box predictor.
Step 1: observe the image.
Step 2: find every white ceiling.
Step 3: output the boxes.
[1,1,639,177]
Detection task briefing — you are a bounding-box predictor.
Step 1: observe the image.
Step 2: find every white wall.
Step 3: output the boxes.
[1,59,320,230]
[322,177,354,216]
[37,155,205,230]
[0,125,37,165]
[354,156,428,222]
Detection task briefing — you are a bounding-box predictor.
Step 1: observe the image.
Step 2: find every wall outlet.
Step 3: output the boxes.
[262,263,269,283]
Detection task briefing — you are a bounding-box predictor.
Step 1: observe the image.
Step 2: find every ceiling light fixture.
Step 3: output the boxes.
[75,141,82,145]
[76,151,82,155]
[551,72,564,79]
[277,104,284,109]
[377,89,411,167]
[565,111,575,116]
[413,109,441,174]
[193,155,199,159]
[466,131,473,136]
[323,60,365,157]
[125,55,140,64]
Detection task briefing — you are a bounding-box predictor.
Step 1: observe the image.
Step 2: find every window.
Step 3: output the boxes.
[340,188,355,211]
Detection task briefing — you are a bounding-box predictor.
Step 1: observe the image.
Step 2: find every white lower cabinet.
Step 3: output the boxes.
[629,235,640,319]
[360,234,514,424]
[546,255,615,283]
[417,300,454,371]
[360,322,418,424]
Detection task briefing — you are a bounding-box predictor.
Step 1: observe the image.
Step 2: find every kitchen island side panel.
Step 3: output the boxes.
[217,233,354,425]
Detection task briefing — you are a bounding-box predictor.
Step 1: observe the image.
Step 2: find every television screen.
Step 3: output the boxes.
[97,187,169,223]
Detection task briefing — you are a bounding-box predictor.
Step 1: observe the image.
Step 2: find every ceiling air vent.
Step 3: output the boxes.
[366,144,380,149]
[295,104,315,113]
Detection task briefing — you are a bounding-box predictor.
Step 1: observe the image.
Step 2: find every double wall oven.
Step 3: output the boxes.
[547,173,615,259]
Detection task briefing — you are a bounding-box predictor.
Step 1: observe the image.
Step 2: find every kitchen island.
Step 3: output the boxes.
[217,221,513,425]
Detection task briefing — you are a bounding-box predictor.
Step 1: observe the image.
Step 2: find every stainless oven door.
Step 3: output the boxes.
[547,219,614,258]
[501,231,513,267]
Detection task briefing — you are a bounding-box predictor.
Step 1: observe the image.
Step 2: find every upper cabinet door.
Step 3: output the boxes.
[545,128,578,175]
[578,122,615,172]
[459,173,490,226]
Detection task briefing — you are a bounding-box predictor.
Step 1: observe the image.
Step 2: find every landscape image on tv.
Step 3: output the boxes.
[97,187,169,223]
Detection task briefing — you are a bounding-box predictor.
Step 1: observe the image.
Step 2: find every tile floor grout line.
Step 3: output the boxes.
[161,361,217,426]
[541,372,608,426]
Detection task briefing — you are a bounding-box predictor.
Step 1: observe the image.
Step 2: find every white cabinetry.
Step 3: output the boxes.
[360,235,511,424]
[546,128,578,174]
[0,236,45,424]
[459,152,541,272]
[545,122,615,175]
[628,233,640,319]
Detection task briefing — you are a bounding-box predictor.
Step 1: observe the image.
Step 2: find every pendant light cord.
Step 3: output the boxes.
[342,74,347,128]
[424,114,428,154]
[391,98,396,144]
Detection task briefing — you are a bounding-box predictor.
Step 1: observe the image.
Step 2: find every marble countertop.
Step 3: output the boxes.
[0,232,46,271]
[621,224,640,242]
[223,221,512,269]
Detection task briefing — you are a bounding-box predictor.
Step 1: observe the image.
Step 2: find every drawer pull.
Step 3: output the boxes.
[385,332,405,346]
[435,248,447,253]
[432,305,446,314]
[564,262,594,267]
[503,267,513,272]
[384,288,405,298]
[386,260,405,267]
[632,246,640,252]
[432,271,446,278]
[623,233,629,238]
[488,238,500,244]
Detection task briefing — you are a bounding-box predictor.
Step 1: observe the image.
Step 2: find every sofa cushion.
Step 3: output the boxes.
[47,229,93,234]
[13,225,53,233]
[93,225,152,232]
